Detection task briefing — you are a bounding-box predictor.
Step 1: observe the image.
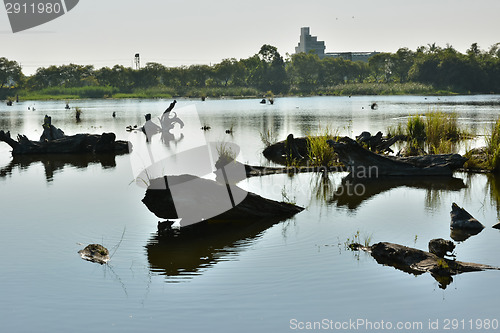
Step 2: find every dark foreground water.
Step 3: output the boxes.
[1,96,500,332]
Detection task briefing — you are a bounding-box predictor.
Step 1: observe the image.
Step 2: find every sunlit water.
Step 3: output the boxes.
[1,96,500,332]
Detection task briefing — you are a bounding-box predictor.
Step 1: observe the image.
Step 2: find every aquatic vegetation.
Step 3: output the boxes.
[464,118,500,172]
[388,110,471,154]
[484,117,500,171]
[281,185,297,205]
[406,114,426,141]
[344,230,372,250]
[307,126,339,167]
[75,107,82,121]
[260,128,279,147]
[216,142,237,165]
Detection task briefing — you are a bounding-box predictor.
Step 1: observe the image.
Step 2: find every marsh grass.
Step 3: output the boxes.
[485,118,500,171]
[344,230,372,255]
[75,107,82,121]
[303,82,443,96]
[388,110,471,154]
[281,185,297,205]
[307,126,339,167]
[260,128,279,147]
[215,142,237,166]
[407,114,426,141]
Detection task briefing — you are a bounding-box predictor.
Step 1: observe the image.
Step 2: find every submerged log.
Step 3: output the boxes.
[428,238,455,258]
[361,242,499,289]
[78,244,110,264]
[450,203,485,230]
[0,130,129,155]
[356,131,404,154]
[262,134,309,165]
[0,116,129,155]
[142,174,304,228]
[40,115,64,141]
[327,137,466,177]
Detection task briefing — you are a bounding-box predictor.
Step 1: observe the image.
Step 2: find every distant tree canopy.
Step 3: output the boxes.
[3,42,500,97]
[0,57,23,88]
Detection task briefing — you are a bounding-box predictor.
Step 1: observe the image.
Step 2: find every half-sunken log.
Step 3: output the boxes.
[327,137,466,177]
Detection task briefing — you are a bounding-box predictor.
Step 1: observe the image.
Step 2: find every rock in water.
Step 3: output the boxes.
[428,238,455,257]
[78,244,110,264]
[450,203,485,230]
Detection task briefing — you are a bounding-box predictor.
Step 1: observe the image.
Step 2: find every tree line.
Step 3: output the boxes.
[2,42,500,99]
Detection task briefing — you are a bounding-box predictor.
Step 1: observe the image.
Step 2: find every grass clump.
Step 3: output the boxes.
[75,107,82,121]
[307,126,339,167]
[407,114,426,141]
[485,118,500,171]
[260,128,279,147]
[389,110,471,155]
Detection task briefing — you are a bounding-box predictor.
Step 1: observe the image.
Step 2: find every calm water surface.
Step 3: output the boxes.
[1,96,500,332]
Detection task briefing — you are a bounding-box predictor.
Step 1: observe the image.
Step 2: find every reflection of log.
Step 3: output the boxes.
[362,242,499,289]
[146,216,288,278]
[0,153,121,182]
[328,137,466,177]
[142,175,304,225]
[0,130,129,155]
[331,175,466,210]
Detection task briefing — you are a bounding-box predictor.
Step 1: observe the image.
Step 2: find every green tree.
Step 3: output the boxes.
[391,48,415,83]
[0,57,23,88]
[289,52,321,91]
[254,44,288,93]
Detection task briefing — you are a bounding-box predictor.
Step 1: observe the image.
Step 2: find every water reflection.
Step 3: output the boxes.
[450,228,483,242]
[0,153,121,182]
[330,175,467,210]
[145,217,287,281]
[487,174,500,217]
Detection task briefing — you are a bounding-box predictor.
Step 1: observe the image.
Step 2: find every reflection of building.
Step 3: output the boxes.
[294,27,379,62]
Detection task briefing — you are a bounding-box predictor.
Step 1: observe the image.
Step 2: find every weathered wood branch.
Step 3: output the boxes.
[328,137,466,177]
[0,132,129,155]
[356,241,499,289]
[142,175,304,228]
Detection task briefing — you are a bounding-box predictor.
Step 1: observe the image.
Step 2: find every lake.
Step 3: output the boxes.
[1,95,500,332]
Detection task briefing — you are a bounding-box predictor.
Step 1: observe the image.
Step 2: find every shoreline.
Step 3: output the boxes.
[4,82,494,102]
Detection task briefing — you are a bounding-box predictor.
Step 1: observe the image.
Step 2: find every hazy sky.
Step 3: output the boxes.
[1,0,500,75]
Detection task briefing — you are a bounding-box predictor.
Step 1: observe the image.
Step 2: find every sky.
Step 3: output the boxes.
[1,0,500,75]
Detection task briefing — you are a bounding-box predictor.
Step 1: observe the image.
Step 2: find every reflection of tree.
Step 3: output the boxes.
[0,153,120,182]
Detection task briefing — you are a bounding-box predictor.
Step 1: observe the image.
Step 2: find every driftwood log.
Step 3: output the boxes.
[356,241,499,289]
[0,130,129,155]
[449,203,485,241]
[0,115,129,155]
[356,131,404,153]
[327,137,467,177]
[263,134,309,165]
[142,174,304,228]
